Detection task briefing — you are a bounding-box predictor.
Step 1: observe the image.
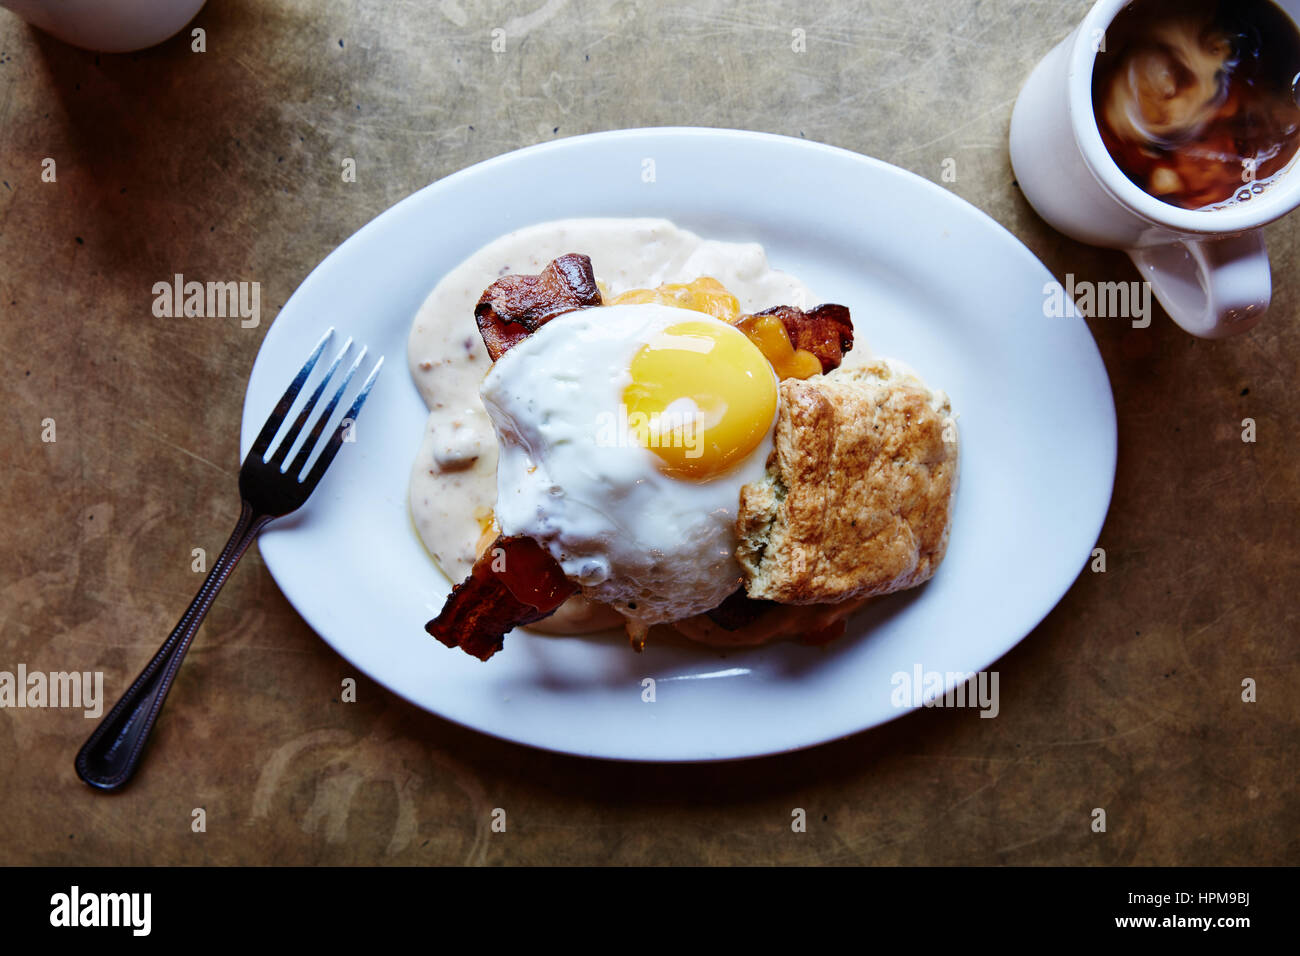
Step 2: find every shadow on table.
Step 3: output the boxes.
[28,0,314,294]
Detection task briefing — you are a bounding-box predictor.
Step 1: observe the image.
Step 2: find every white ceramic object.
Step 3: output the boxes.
[240,128,1117,762]
[1010,0,1300,338]
[0,0,206,53]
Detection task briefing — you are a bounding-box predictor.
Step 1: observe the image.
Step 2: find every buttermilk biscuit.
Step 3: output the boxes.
[736,359,957,604]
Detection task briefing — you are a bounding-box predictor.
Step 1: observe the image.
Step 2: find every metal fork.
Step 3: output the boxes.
[75,329,382,791]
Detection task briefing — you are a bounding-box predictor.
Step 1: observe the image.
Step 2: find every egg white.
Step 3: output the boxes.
[480,304,777,628]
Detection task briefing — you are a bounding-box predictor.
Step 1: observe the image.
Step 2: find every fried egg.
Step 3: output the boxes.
[480,303,779,630]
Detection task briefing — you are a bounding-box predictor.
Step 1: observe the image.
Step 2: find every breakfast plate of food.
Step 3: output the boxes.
[240,127,1116,761]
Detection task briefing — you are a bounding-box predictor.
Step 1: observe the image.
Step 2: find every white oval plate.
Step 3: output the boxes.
[241,128,1116,762]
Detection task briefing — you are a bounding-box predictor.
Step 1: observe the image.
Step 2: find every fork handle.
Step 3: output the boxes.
[75,501,272,790]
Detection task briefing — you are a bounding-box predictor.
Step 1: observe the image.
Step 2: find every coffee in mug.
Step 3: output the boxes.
[1092,0,1300,210]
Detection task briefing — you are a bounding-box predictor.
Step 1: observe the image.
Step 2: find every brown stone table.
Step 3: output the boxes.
[1,0,1295,865]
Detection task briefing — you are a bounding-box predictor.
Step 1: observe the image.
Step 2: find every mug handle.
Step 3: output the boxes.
[1127,232,1271,338]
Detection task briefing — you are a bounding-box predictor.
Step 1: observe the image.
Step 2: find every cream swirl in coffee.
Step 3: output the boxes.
[1093,0,1300,209]
[1100,17,1232,148]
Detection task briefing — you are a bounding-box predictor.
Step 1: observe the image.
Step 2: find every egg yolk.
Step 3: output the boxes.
[735,313,825,380]
[623,319,777,481]
[610,277,741,321]
[611,277,824,382]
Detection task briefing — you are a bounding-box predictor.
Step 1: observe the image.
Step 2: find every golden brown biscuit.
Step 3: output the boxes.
[736,359,958,604]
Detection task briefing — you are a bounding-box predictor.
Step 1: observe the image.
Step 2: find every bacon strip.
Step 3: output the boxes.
[426,536,577,661]
[474,253,602,361]
[749,303,854,374]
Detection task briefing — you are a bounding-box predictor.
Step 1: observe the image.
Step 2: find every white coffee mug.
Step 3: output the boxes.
[1010,0,1300,338]
[0,0,206,53]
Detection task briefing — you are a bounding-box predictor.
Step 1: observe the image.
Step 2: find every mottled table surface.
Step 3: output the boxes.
[1,0,1295,865]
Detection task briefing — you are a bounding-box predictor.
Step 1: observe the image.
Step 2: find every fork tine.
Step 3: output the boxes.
[286,346,368,479]
[301,356,384,489]
[267,336,353,467]
[247,328,333,462]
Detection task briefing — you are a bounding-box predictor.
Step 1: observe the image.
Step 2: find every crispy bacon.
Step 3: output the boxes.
[474,253,602,361]
[750,303,854,374]
[426,535,577,661]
